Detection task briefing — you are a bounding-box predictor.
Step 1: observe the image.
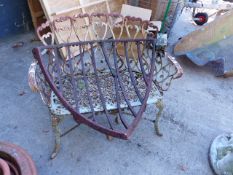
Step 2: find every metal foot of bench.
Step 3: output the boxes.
[106,135,113,141]
[115,115,120,124]
[51,115,61,159]
[155,99,164,137]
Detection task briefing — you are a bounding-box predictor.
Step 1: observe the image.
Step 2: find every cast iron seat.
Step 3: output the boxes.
[29,13,183,159]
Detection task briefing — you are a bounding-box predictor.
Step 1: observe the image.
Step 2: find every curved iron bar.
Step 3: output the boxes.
[100,42,129,128]
[112,42,141,117]
[66,46,80,113]
[53,48,63,93]
[79,45,96,121]
[126,39,156,136]
[89,43,114,130]
[137,41,150,86]
[34,47,127,139]
[33,38,156,139]
[33,39,155,139]
[123,42,143,103]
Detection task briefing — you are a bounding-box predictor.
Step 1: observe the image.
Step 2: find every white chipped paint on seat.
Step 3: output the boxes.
[49,87,162,116]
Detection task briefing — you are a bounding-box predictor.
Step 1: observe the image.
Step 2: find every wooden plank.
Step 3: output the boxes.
[114,4,152,59]
[120,4,152,20]
[153,0,179,21]
[174,10,233,56]
[40,0,124,21]
[108,0,125,13]
[83,1,108,15]
[40,0,126,18]
[41,0,80,16]
[80,0,106,5]
[27,0,45,30]
[28,0,43,14]
[39,0,52,19]
[54,0,106,16]
[39,0,124,58]
[136,0,179,21]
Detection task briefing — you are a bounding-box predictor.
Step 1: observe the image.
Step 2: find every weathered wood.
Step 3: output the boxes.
[38,0,124,58]
[120,4,152,20]
[40,0,124,19]
[27,0,45,30]
[174,10,233,56]
[114,5,152,59]
[54,0,106,16]
[133,0,179,21]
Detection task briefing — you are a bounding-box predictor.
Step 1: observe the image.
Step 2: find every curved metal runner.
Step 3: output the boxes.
[33,38,157,139]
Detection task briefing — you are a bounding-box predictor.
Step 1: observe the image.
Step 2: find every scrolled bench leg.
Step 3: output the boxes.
[155,99,164,137]
[51,115,61,159]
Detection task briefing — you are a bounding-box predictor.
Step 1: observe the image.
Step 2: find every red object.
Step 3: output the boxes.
[194,12,208,25]
[0,142,38,175]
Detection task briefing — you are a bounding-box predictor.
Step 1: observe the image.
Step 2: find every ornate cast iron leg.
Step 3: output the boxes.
[155,99,164,137]
[51,115,61,159]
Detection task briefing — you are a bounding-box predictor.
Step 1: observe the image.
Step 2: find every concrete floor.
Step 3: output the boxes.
[1,12,233,175]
